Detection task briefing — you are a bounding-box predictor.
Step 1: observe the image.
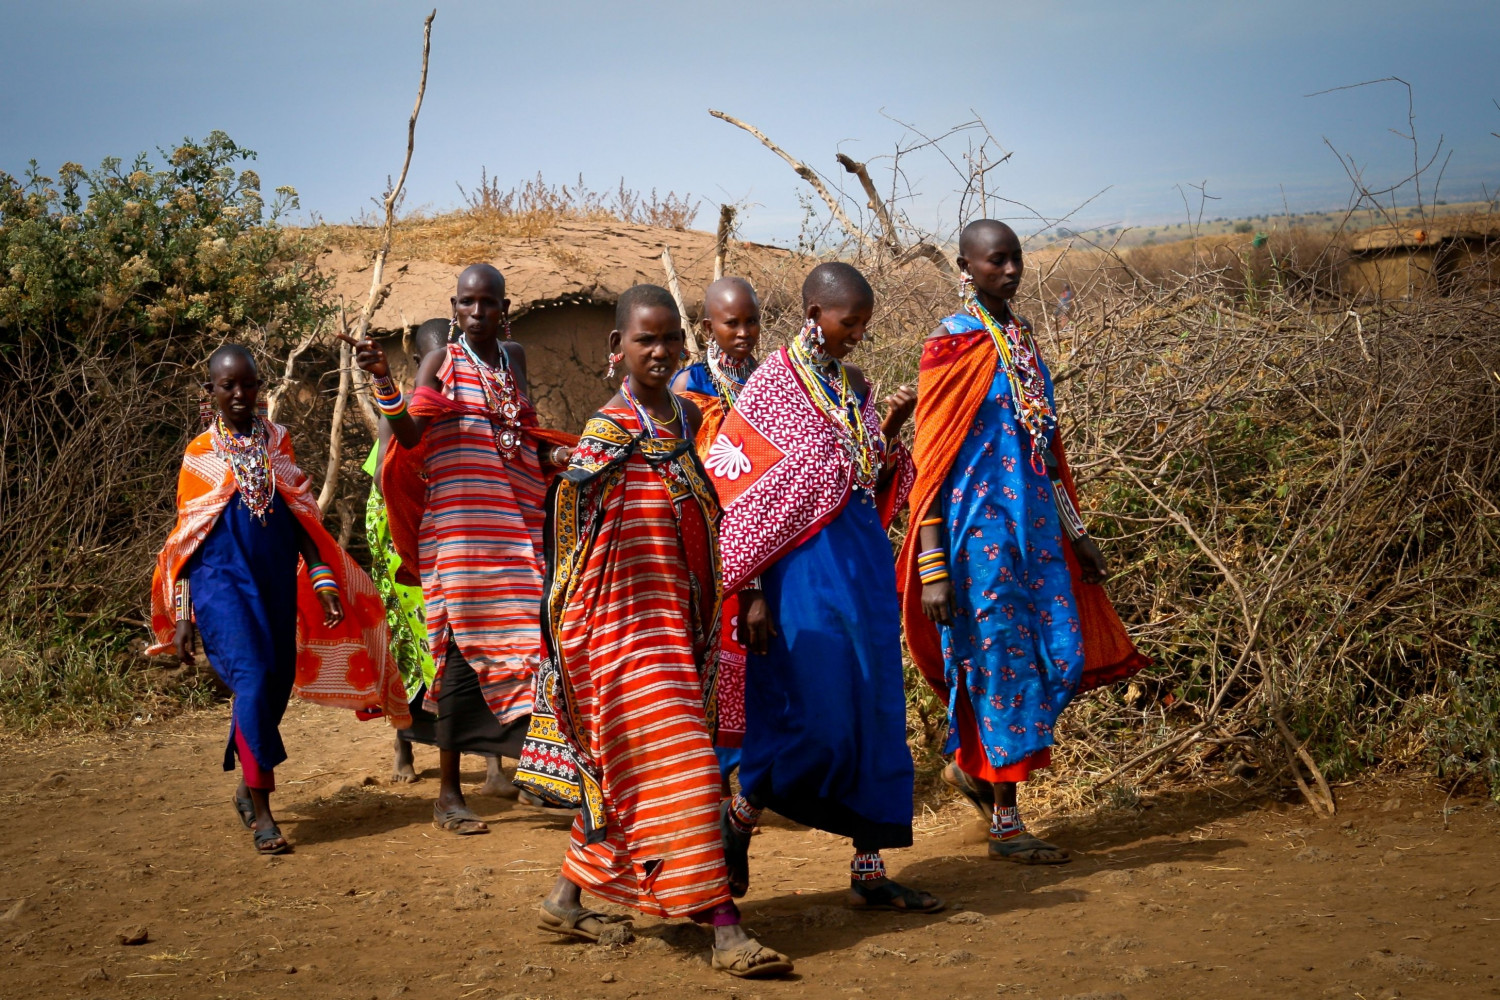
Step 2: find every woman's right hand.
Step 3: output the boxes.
[337,333,389,378]
[738,589,775,655]
[922,580,955,625]
[174,619,197,666]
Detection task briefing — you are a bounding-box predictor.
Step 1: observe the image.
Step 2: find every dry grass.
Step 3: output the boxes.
[309,171,702,265]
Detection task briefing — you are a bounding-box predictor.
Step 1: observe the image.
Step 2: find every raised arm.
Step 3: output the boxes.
[347,334,445,451]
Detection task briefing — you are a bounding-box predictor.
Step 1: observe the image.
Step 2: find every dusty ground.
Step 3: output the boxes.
[2,701,1498,1000]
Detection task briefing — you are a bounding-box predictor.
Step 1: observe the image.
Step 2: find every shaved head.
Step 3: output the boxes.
[414,317,451,358]
[207,342,257,377]
[615,283,678,330]
[958,219,1020,259]
[457,262,506,294]
[801,261,873,309]
[704,276,758,316]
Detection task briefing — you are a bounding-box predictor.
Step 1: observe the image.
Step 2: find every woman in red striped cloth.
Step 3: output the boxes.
[348,263,577,834]
[532,285,791,980]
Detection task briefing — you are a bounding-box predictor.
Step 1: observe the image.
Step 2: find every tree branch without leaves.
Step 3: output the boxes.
[320,8,434,514]
[709,109,873,248]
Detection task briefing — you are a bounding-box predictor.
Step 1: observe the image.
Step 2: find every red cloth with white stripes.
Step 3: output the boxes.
[546,407,730,918]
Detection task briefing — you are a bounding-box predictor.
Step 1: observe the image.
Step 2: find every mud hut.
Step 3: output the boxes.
[1344,216,1500,299]
[318,219,799,431]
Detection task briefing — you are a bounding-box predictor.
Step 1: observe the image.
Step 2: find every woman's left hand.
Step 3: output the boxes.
[1072,536,1107,585]
[317,590,345,628]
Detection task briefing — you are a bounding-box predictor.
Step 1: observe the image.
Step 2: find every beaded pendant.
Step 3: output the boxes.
[212,416,277,524]
[459,338,525,461]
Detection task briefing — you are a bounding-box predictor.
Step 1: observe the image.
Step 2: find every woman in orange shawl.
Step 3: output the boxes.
[149,345,409,855]
[897,221,1148,864]
[671,276,762,772]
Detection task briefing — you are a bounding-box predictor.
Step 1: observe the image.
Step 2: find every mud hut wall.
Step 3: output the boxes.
[510,302,615,432]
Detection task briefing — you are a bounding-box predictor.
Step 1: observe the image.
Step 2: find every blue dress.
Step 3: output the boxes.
[738,388,914,851]
[185,491,301,775]
[938,315,1085,769]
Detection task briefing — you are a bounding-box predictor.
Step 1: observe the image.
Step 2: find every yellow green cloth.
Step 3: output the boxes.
[363,443,435,699]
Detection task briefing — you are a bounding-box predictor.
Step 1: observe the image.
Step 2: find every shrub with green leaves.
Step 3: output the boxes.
[0,132,329,731]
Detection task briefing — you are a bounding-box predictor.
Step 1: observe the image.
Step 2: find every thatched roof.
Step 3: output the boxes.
[315,218,800,330]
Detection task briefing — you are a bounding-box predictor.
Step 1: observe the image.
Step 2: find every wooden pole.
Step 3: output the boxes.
[660,246,700,358]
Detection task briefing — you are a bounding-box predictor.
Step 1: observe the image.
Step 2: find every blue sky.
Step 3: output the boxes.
[2,0,1496,244]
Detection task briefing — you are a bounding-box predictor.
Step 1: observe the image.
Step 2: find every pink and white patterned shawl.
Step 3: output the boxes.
[707,346,914,591]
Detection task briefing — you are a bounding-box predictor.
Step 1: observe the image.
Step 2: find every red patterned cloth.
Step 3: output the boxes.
[543,407,730,918]
[679,386,745,749]
[707,347,913,592]
[148,422,411,727]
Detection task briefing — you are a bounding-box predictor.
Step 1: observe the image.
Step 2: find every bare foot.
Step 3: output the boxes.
[391,735,418,784]
[474,757,519,799]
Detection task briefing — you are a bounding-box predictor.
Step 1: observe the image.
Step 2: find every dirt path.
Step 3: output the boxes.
[2,701,1498,1000]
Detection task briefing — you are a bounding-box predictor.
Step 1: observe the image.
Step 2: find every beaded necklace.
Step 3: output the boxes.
[620,375,685,440]
[212,415,277,524]
[963,290,1055,475]
[706,340,757,413]
[786,336,881,493]
[457,336,524,461]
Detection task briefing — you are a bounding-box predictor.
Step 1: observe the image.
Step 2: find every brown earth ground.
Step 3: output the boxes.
[3,701,1499,1000]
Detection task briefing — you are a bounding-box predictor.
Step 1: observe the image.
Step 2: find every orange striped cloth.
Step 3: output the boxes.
[546,406,730,918]
[896,330,1149,709]
[147,421,411,727]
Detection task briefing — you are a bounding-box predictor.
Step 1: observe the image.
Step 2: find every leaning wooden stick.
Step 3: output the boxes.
[709,109,873,248]
[660,246,700,358]
[835,153,901,254]
[322,8,434,514]
[713,204,736,282]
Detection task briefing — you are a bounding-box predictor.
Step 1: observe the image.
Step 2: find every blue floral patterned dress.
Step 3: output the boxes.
[938,313,1085,771]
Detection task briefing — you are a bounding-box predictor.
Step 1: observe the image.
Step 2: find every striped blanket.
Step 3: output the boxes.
[543,406,730,918]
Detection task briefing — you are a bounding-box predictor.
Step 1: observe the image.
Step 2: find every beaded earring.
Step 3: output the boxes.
[448,317,460,342]
[605,352,622,379]
[256,396,269,422]
[959,269,976,307]
[800,318,825,347]
[198,386,214,428]
[500,314,513,341]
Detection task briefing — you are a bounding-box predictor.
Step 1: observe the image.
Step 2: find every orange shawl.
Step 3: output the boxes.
[148,422,412,728]
[896,331,1149,701]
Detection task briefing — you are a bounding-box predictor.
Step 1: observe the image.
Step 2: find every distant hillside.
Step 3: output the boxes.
[1032,199,1498,249]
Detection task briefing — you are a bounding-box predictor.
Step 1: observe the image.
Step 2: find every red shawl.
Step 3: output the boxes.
[897,330,1149,700]
[708,347,914,591]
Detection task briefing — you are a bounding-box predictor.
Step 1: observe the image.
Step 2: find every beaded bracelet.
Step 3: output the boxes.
[174,578,192,622]
[370,374,407,420]
[1049,477,1089,541]
[307,562,339,594]
[916,547,950,584]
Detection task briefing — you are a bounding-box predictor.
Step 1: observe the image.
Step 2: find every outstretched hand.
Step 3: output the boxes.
[880,385,917,438]
[337,333,389,379]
